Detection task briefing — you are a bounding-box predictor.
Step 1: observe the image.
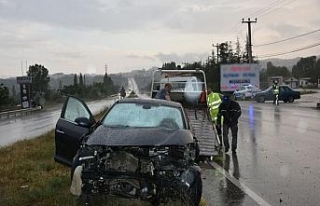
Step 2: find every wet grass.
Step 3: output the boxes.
[0,108,208,206]
[0,131,75,206]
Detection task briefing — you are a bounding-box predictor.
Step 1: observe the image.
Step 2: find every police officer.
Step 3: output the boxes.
[272,80,280,105]
[217,93,242,153]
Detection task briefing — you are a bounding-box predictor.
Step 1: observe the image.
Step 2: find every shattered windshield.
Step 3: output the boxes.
[102,103,184,129]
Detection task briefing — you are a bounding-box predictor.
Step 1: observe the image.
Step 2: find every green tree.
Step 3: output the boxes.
[27,64,50,99]
[12,85,16,97]
[103,73,115,95]
[292,56,317,82]
[73,74,78,86]
[182,62,203,70]
[315,58,320,83]
[234,37,242,63]
[162,62,177,70]
[79,73,84,87]
[0,83,10,107]
[266,62,291,77]
[58,80,62,91]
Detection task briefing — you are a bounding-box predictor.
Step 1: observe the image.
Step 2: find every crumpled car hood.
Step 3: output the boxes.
[86,125,194,146]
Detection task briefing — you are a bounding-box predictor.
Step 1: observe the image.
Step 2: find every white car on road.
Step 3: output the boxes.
[233,85,261,100]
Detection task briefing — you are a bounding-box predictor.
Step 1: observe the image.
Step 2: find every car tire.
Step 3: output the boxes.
[181,173,202,206]
[191,177,202,206]
[288,96,294,103]
[258,96,265,103]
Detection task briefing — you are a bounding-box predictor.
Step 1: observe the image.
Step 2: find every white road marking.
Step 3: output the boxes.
[209,161,272,206]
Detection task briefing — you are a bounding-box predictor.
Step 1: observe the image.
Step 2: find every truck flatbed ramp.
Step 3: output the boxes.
[185,108,218,157]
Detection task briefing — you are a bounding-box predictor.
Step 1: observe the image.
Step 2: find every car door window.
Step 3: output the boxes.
[281,86,289,92]
[63,97,91,122]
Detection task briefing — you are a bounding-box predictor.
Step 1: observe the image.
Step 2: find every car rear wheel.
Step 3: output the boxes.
[258,96,265,103]
[288,96,294,103]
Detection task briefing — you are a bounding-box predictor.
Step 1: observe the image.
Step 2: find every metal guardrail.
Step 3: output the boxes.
[0,106,43,119]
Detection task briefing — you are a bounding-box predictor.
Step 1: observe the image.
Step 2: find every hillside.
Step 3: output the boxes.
[258,57,301,71]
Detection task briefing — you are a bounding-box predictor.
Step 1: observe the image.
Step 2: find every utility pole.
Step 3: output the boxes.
[105,64,108,74]
[242,18,257,63]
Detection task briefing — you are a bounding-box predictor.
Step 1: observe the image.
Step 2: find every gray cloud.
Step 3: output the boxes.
[155,52,209,64]
[126,54,155,61]
[269,24,304,38]
[0,0,251,34]
[0,0,177,32]
[0,0,319,77]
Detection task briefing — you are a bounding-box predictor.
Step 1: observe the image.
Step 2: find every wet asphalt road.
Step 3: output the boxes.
[0,98,117,147]
[202,98,320,206]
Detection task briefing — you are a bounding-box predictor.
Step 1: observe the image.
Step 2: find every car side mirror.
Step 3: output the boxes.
[75,117,93,128]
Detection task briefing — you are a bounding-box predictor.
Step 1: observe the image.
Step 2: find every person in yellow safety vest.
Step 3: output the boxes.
[207,88,222,123]
[272,80,280,105]
[207,88,223,146]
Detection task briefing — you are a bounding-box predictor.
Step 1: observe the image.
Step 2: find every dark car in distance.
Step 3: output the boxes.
[254,85,300,103]
[54,96,202,206]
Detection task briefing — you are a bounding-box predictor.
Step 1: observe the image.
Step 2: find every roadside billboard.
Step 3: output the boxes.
[220,64,260,92]
[16,76,31,109]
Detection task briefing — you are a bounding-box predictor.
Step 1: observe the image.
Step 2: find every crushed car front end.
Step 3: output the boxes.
[71,143,202,205]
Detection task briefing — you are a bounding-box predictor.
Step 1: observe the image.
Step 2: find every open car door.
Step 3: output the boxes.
[54,96,96,167]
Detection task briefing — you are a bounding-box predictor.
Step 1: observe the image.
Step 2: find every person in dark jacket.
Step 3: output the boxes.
[217,93,242,153]
[154,83,172,101]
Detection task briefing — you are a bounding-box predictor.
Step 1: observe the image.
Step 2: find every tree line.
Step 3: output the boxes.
[161,40,320,91]
[61,72,117,99]
[0,64,118,110]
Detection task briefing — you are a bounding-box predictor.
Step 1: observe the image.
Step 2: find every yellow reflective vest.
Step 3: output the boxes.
[207,92,222,122]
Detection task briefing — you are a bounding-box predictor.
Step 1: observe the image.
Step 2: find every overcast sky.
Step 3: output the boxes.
[0,0,319,78]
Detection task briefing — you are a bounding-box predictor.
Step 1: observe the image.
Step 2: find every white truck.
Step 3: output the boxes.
[151,69,219,158]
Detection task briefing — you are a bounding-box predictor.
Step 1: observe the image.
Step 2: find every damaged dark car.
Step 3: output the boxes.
[54,96,202,205]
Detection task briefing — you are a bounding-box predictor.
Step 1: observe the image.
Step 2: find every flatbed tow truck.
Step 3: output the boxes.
[151,69,220,159]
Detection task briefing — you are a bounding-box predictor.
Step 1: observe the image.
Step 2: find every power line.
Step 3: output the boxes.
[223,22,243,42]
[257,0,299,18]
[248,0,288,17]
[257,41,320,58]
[222,0,289,43]
[254,28,320,47]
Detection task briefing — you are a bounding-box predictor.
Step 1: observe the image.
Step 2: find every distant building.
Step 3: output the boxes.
[284,77,299,89]
[299,78,312,87]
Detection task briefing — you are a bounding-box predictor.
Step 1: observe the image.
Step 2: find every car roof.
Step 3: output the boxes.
[116,98,183,108]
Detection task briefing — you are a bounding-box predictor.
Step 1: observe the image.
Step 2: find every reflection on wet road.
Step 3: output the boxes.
[0,98,117,147]
[202,101,320,206]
